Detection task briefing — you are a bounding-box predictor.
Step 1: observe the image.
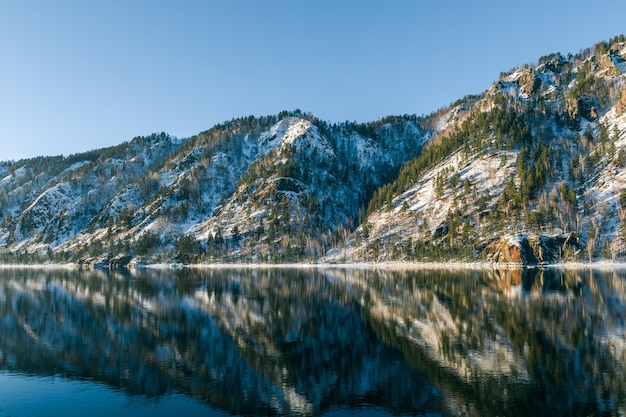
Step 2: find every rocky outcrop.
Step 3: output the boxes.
[597,53,622,77]
[617,85,626,116]
[78,253,132,270]
[484,235,528,265]
[483,233,581,266]
[108,254,132,269]
[518,70,541,96]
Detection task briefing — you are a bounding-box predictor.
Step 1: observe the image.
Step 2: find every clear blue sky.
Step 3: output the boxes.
[1,1,625,161]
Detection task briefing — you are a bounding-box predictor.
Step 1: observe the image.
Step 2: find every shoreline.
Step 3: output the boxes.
[3,260,626,271]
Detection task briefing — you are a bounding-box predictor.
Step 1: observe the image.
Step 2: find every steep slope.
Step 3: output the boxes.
[0,133,179,258]
[187,114,437,263]
[0,111,442,265]
[328,35,626,264]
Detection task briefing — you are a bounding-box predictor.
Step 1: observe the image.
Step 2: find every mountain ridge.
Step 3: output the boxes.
[2,35,626,267]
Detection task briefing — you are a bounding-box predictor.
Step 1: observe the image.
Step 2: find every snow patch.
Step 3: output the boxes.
[258,118,313,156]
[612,54,626,73]
[505,69,524,82]
[0,167,26,187]
[24,182,71,213]
[601,108,626,145]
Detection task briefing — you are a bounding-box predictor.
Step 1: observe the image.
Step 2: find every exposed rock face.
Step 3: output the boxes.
[565,97,581,126]
[617,85,626,116]
[484,235,530,265]
[518,70,541,96]
[109,254,132,269]
[597,53,622,77]
[78,253,131,270]
[484,233,581,266]
[566,97,598,123]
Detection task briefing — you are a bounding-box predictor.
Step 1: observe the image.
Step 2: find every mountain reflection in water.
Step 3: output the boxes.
[0,267,625,416]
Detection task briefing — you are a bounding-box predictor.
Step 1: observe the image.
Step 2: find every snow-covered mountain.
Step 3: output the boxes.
[0,110,443,265]
[1,35,626,266]
[328,35,626,265]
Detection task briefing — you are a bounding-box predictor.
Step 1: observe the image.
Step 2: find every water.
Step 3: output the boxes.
[0,267,625,416]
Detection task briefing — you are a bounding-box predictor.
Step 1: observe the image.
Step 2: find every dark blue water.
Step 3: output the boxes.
[0,267,625,416]
[0,370,222,416]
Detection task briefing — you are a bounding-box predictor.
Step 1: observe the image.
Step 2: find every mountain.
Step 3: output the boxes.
[327,35,626,265]
[0,111,445,265]
[1,35,626,266]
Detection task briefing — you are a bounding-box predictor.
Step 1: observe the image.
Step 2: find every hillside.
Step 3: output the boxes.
[0,110,450,265]
[1,35,626,266]
[328,35,626,265]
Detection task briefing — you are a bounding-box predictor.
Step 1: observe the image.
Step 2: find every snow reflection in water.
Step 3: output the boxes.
[0,267,625,416]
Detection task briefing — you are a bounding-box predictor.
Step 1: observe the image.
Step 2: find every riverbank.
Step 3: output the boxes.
[3,260,626,271]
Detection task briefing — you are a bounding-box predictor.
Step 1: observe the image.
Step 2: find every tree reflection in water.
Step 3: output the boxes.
[0,267,625,416]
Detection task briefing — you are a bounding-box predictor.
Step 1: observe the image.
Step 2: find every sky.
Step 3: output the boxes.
[1,1,625,161]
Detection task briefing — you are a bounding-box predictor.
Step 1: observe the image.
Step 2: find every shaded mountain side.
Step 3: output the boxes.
[0,109,457,265]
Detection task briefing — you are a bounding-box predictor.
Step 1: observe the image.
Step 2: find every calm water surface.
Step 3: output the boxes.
[0,267,625,416]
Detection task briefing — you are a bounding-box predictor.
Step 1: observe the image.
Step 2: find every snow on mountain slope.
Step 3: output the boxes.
[3,36,626,266]
[258,117,333,157]
[328,37,626,265]
[184,114,434,263]
[6,182,73,249]
[0,110,436,265]
[603,107,626,142]
[325,148,518,262]
[0,166,26,187]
